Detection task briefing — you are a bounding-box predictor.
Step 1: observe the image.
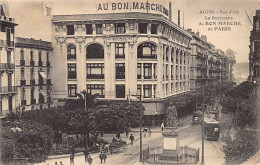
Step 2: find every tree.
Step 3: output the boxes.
[1,119,54,163]
[222,129,259,164]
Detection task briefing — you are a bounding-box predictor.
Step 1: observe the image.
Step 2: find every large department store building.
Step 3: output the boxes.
[51,3,192,109]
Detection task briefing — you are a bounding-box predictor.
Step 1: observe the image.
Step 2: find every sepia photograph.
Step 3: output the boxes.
[0,0,259,164]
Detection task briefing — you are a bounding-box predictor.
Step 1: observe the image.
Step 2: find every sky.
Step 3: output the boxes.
[4,0,260,63]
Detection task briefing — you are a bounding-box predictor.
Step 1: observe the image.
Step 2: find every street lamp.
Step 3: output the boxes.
[201,93,206,165]
[130,92,143,162]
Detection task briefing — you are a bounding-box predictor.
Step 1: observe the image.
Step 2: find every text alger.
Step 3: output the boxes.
[97,2,169,16]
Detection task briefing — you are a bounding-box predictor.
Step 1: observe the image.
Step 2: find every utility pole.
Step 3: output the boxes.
[139,92,143,163]
[201,92,205,165]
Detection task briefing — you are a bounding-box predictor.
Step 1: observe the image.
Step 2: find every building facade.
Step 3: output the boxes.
[15,37,52,111]
[0,4,17,117]
[189,31,223,90]
[51,12,192,107]
[249,10,260,82]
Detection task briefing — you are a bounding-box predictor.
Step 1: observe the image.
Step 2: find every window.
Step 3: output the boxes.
[115,23,126,34]
[31,87,34,101]
[153,85,156,97]
[115,43,125,58]
[137,63,141,79]
[30,68,34,79]
[143,63,152,79]
[153,64,157,79]
[6,28,11,46]
[87,84,105,97]
[171,65,173,79]
[86,44,104,59]
[7,51,11,64]
[20,50,24,60]
[137,85,141,95]
[68,84,77,97]
[30,50,34,61]
[86,24,93,34]
[166,64,168,79]
[138,23,148,34]
[86,63,104,79]
[116,85,125,98]
[67,25,75,35]
[143,85,152,98]
[151,24,157,34]
[39,51,42,61]
[116,63,125,79]
[137,43,156,59]
[67,45,76,59]
[21,87,25,103]
[47,52,49,62]
[68,64,77,79]
[96,24,103,34]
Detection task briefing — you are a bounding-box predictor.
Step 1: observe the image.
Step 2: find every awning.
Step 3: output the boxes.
[39,72,47,80]
[142,102,166,116]
[40,89,47,96]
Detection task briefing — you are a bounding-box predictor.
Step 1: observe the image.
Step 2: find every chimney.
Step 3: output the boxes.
[196,32,200,36]
[201,35,207,42]
[178,10,180,26]
[169,2,172,21]
[187,29,192,33]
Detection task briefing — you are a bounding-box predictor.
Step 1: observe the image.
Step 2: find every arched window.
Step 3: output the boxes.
[86,43,104,59]
[137,42,156,59]
[67,45,76,60]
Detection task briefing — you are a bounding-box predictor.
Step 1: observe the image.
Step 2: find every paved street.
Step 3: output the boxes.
[37,103,233,165]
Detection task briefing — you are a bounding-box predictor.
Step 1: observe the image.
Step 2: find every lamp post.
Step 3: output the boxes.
[139,92,143,163]
[81,90,89,149]
[130,92,143,162]
[201,92,205,165]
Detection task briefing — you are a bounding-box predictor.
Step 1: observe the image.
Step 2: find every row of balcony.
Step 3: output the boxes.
[20,60,50,67]
[20,79,52,86]
[21,97,52,106]
[194,76,222,79]
[0,40,14,48]
[0,86,17,94]
[0,63,15,70]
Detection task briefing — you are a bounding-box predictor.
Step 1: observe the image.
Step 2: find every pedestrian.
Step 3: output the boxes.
[148,127,152,136]
[88,155,93,165]
[161,122,165,131]
[70,147,75,165]
[84,147,89,163]
[60,161,63,165]
[55,162,58,165]
[101,130,104,137]
[103,152,107,163]
[99,151,104,163]
[116,132,120,139]
[129,134,134,145]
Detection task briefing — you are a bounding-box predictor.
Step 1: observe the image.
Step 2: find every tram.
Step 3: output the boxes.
[203,117,220,141]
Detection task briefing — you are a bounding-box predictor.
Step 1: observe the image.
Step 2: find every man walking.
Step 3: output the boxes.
[129,134,134,145]
[84,147,89,163]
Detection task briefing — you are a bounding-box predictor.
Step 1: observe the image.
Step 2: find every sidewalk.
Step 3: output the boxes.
[36,127,163,165]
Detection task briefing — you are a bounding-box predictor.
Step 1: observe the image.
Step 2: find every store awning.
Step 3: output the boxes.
[39,72,47,80]
[40,89,47,96]
[142,102,166,116]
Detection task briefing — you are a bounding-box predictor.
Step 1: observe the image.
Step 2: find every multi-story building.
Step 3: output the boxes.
[189,31,222,90]
[249,10,260,83]
[188,30,231,90]
[51,8,192,110]
[0,4,17,117]
[15,37,52,111]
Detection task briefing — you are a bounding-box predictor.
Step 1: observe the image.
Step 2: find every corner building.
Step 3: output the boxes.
[15,37,53,111]
[51,12,192,105]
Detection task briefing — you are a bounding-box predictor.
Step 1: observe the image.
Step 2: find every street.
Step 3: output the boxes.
[38,107,233,165]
